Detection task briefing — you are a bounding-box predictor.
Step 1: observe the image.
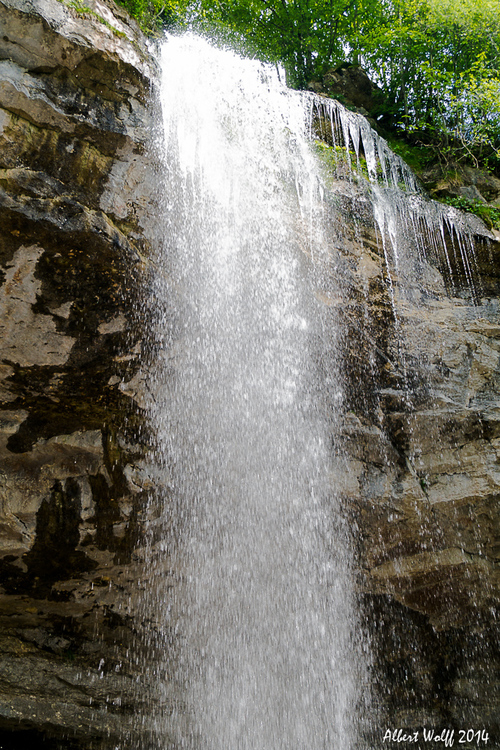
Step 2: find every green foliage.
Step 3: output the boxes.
[184,0,384,87]
[385,138,433,173]
[361,0,500,167]
[439,195,500,230]
[176,0,500,170]
[114,0,182,31]
[66,0,499,171]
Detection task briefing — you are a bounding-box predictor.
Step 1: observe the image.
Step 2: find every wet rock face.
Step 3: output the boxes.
[420,163,500,206]
[320,186,500,735]
[349,253,499,629]
[311,183,499,626]
[0,0,161,746]
[0,0,498,746]
[308,64,384,119]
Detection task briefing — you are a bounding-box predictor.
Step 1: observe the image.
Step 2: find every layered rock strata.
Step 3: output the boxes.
[0,0,162,746]
[320,186,500,740]
[0,0,498,747]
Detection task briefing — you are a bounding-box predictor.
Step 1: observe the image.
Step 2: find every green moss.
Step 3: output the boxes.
[59,0,177,34]
[313,139,398,188]
[314,140,371,182]
[63,0,128,37]
[385,137,433,174]
[113,0,176,33]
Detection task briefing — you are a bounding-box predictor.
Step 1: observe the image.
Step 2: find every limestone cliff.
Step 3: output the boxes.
[0,0,161,746]
[0,0,498,747]
[322,187,500,738]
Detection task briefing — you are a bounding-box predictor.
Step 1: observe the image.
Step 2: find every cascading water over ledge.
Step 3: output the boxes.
[308,91,494,303]
[0,1,498,746]
[139,32,499,750]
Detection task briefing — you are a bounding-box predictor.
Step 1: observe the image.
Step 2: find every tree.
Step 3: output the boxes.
[361,0,500,163]
[187,0,381,87]
[168,0,500,166]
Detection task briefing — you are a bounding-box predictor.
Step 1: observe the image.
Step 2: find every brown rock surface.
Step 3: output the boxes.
[309,63,384,117]
[421,162,500,206]
[0,0,498,746]
[317,179,500,741]
[0,0,163,746]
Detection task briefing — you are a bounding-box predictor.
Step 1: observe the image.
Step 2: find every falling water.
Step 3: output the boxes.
[142,32,492,750]
[310,93,486,301]
[145,35,363,749]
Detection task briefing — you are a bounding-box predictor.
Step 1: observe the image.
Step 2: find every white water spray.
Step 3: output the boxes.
[142,31,490,750]
[147,35,363,749]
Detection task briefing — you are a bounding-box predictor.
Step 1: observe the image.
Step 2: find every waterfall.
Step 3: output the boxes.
[145,34,363,749]
[143,32,487,750]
